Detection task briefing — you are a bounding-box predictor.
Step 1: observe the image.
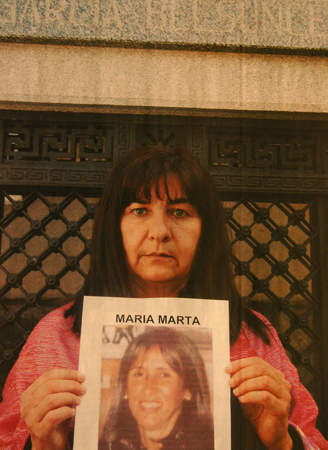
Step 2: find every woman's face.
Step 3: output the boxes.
[126,345,190,439]
[120,177,202,296]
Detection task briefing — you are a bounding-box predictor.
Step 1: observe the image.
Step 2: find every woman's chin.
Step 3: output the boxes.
[138,419,175,441]
[133,270,188,290]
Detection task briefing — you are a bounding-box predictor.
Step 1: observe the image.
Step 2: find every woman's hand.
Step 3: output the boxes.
[20,369,86,450]
[225,357,292,450]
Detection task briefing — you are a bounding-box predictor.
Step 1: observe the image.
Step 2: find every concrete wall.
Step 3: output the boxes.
[1,43,328,114]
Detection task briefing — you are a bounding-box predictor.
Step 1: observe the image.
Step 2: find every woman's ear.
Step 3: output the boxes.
[183,390,191,401]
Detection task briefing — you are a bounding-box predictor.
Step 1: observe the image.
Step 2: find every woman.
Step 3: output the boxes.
[0,145,327,450]
[99,327,214,450]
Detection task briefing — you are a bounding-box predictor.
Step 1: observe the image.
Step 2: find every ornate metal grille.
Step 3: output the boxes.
[3,120,114,163]
[228,198,320,383]
[209,128,317,171]
[0,112,327,436]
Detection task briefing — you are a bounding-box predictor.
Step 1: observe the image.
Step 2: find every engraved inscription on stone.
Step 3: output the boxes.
[0,0,328,50]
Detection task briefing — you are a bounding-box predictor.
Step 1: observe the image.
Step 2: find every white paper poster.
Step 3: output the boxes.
[74,296,231,450]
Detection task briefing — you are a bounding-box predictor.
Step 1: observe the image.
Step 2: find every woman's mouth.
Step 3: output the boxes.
[139,401,162,411]
[144,253,173,258]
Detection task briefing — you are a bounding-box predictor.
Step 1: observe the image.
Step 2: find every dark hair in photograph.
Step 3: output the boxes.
[99,327,213,450]
[66,145,268,344]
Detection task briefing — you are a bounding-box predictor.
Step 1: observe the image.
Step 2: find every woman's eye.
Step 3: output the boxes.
[159,371,172,378]
[171,209,188,218]
[131,370,144,378]
[132,208,147,216]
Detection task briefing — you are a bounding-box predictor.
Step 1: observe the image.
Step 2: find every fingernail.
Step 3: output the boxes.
[81,385,87,395]
[76,397,81,404]
[224,363,233,373]
[77,372,85,382]
[228,378,234,387]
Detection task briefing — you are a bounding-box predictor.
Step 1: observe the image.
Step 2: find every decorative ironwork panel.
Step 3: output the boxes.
[115,123,135,160]
[209,128,317,172]
[227,199,321,387]
[210,171,328,195]
[0,189,97,389]
[135,124,188,148]
[1,117,328,193]
[134,124,208,166]
[189,126,208,167]
[0,190,96,296]
[2,120,114,164]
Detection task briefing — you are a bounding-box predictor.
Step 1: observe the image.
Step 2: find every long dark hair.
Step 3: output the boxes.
[66,145,268,344]
[101,327,213,448]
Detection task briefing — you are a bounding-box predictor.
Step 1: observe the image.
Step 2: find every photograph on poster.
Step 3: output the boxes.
[98,325,214,450]
[74,296,230,450]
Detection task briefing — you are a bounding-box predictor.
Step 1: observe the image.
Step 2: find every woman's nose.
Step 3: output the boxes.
[148,212,171,241]
[142,375,157,393]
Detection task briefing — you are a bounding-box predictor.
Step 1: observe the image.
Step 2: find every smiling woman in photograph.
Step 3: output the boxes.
[0,146,327,450]
[99,327,213,450]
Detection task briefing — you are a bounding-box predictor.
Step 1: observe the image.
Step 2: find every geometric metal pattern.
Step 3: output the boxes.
[0,190,96,295]
[209,128,316,171]
[0,118,328,194]
[0,189,97,390]
[227,199,320,385]
[3,120,114,163]
[0,112,327,435]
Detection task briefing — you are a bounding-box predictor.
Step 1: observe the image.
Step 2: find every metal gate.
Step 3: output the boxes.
[0,111,327,436]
